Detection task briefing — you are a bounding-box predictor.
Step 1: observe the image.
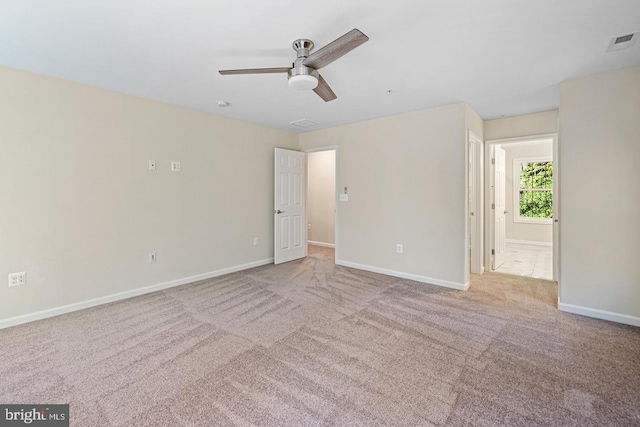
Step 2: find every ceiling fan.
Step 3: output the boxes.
[219,29,369,102]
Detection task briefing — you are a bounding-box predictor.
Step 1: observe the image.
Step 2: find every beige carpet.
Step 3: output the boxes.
[1,245,639,426]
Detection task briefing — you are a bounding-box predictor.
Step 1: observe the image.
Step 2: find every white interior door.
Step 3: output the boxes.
[274,148,306,264]
[493,146,506,269]
[468,135,482,274]
[468,139,474,270]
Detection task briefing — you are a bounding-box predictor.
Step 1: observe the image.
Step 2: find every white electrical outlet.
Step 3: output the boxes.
[171,161,181,172]
[8,272,26,287]
[149,253,157,263]
[149,160,156,170]
[396,244,403,254]
[253,237,259,246]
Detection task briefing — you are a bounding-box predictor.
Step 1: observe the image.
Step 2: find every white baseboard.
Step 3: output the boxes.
[307,240,335,248]
[336,260,469,291]
[0,258,274,330]
[505,239,552,247]
[559,302,640,327]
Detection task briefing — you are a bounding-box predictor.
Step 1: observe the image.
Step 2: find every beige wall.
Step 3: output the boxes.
[307,150,335,246]
[485,110,558,141]
[0,66,298,322]
[5,62,638,327]
[300,103,469,289]
[503,140,553,243]
[559,66,640,322]
[465,104,484,140]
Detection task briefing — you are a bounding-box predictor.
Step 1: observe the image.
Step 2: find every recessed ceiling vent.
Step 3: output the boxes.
[615,34,634,44]
[289,119,318,128]
[606,32,638,52]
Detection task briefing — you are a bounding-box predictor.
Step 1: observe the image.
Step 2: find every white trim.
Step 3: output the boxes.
[559,303,640,327]
[303,145,338,153]
[0,258,274,330]
[485,134,556,145]
[336,260,469,291]
[308,240,335,248]
[505,239,552,247]
[514,216,552,225]
[484,143,494,272]
[552,129,560,285]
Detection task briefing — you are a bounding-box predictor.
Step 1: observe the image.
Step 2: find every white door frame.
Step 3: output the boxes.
[303,145,338,263]
[468,131,483,275]
[552,130,560,284]
[492,145,507,269]
[484,133,559,282]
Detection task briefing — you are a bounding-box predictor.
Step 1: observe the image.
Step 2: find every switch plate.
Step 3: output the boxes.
[149,160,156,170]
[339,194,349,202]
[396,244,403,254]
[149,253,157,263]
[253,237,259,246]
[307,224,311,229]
[171,161,181,172]
[8,272,26,287]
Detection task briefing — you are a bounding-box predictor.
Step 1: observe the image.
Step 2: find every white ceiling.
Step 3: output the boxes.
[1,0,639,132]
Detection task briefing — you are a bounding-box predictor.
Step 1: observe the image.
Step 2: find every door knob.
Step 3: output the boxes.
[504,211,508,214]
[274,210,285,214]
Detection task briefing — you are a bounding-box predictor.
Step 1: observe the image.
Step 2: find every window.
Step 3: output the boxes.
[513,157,552,224]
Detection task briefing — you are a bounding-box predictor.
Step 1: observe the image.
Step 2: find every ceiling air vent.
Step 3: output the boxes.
[606,32,638,52]
[289,119,318,128]
[615,34,634,44]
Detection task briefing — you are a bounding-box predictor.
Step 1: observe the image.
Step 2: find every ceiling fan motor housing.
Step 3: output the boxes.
[292,39,314,58]
[288,38,319,89]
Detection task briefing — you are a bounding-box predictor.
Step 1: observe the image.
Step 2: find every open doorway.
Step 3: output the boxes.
[485,135,557,281]
[306,147,337,262]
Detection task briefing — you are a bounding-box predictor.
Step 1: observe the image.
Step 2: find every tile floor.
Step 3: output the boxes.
[493,242,553,280]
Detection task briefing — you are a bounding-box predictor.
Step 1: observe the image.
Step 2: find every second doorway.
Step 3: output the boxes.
[306,149,336,254]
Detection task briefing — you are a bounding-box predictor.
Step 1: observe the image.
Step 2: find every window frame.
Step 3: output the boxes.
[513,156,553,225]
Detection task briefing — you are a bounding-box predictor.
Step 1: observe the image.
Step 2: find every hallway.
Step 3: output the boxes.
[493,242,553,280]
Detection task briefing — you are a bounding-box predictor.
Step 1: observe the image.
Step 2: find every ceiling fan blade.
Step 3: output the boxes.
[219,67,291,75]
[314,74,337,102]
[303,29,369,70]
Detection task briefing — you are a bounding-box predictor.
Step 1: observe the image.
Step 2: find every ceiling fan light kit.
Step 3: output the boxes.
[219,29,369,102]
[288,74,318,90]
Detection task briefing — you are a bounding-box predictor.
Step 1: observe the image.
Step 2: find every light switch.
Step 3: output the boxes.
[339,194,348,202]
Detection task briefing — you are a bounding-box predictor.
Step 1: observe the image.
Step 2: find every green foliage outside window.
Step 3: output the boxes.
[519,161,552,219]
